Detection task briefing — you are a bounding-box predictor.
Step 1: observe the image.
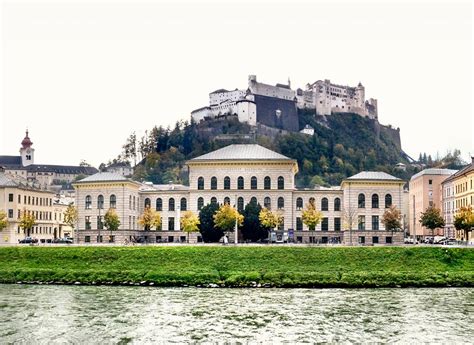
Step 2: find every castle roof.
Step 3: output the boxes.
[190,144,293,162]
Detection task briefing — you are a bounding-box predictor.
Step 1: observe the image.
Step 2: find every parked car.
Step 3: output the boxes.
[19,237,38,244]
[424,237,434,244]
[53,237,73,244]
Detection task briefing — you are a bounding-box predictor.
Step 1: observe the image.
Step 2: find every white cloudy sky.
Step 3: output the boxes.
[0,0,472,167]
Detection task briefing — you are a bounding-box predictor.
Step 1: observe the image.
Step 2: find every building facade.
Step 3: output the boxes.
[73,144,406,245]
[408,168,456,239]
[0,169,71,244]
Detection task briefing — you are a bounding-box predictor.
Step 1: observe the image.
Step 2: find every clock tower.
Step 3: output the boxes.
[20,130,35,167]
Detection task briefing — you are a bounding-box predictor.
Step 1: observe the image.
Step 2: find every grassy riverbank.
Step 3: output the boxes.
[0,246,473,287]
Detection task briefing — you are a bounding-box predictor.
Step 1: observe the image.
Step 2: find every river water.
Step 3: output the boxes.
[0,285,472,343]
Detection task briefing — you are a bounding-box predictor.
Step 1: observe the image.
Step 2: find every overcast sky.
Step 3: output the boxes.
[0,0,472,167]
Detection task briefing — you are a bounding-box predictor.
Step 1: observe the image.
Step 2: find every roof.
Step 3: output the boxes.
[0,173,18,187]
[442,161,474,184]
[0,156,23,167]
[345,171,403,181]
[0,155,98,174]
[74,172,130,183]
[190,144,293,162]
[108,162,131,168]
[410,168,457,181]
[140,183,189,192]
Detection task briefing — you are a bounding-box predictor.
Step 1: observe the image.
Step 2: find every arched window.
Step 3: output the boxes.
[238,197,244,212]
[211,197,217,204]
[385,194,392,208]
[372,194,379,209]
[168,198,175,211]
[264,176,271,190]
[224,197,230,205]
[238,176,244,190]
[309,197,315,207]
[180,197,187,211]
[358,194,365,208]
[224,176,230,190]
[97,195,104,209]
[156,198,162,211]
[144,198,151,208]
[211,176,217,190]
[250,197,257,205]
[278,197,284,209]
[197,177,204,190]
[251,176,257,190]
[110,195,116,209]
[197,197,204,210]
[278,176,284,190]
[321,197,328,211]
[296,197,303,210]
[129,195,132,209]
[85,195,92,209]
[334,198,341,211]
[264,197,271,209]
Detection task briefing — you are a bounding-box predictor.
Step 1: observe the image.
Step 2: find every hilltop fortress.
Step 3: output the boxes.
[191,75,379,131]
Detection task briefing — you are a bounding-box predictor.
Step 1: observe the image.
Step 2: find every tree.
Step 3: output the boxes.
[301,199,323,231]
[64,204,78,241]
[213,203,243,234]
[104,208,121,231]
[198,203,222,242]
[382,205,402,231]
[342,204,358,246]
[419,205,445,237]
[181,211,200,243]
[138,207,161,231]
[241,201,267,242]
[0,211,8,232]
[454,206,474,242]
[19,209,36,236]
[79,159,91,167]
[259,208,283,231]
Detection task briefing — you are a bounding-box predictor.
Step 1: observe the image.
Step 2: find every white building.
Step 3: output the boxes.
[73,144,406,245]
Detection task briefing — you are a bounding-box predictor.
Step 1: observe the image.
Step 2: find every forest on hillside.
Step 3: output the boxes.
[103,111,466,187]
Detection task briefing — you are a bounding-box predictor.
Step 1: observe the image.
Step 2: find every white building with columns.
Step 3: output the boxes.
[73,144,406,245]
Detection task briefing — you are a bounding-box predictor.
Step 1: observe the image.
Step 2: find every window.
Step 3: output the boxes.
[372,216,379,230]
[109,236,115,243]
[385,194,392,208]
[251,176,257,189]
[278,176,284,190]
[97,195,104,210]
[264,176,271,190]
[168,217,175,231]
[296,217,303,231]
[156,198,163,211]
[85,195,92,209]
[309,197,315,207]
[334,217,341,231]
[296,197,303,210]
[224,176,230,190]
[373,236,379,244]
[334,198,341,211]
[237,197,244,212]
[133,196,136,210]
[278,218,284,231]
[168,198,175,211]
[211,177,217,190]
[85,216,91,230]
[180,198,187,211]
[198,177,204,190]
[238,176,244,190]
[386,236,393,244]
[358,215,365,230]
[144,198,151,208]
[264,197,271,209]
[250,197,257,204]
[8,194,13,202]
[85,236,91,243]
[97,216,104,230]
[321,198,328,211]
[372,194,379,209]
[358,194,365,208]
[224,197,231,205]
[18,194,21,203]
[429,179,432,185]
[110,195,116,208]
[322,217,329,231]
[8,209,13,218]
[129,195,132,210]
[278,197,284,209]
[197,197,204,210]
[358,236,365,244]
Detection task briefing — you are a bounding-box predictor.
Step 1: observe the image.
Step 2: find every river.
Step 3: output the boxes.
[0,285,472,343]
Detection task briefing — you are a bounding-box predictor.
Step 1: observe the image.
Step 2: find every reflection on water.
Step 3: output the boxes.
[0,285,472,343]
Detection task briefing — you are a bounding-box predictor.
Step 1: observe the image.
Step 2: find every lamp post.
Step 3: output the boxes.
[234,194,238,244]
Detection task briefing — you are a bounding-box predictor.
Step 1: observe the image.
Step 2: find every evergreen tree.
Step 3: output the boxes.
[198,203,222,242]
[241,201,267,242]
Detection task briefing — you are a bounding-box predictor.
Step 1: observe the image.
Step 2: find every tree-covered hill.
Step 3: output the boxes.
[111,111,464,188]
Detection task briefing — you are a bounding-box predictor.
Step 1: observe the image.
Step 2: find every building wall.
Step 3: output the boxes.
[452,166,474,242]
[442,179,456,238]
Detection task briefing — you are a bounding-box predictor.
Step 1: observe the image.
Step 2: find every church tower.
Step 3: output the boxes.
[19,130,34,167]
